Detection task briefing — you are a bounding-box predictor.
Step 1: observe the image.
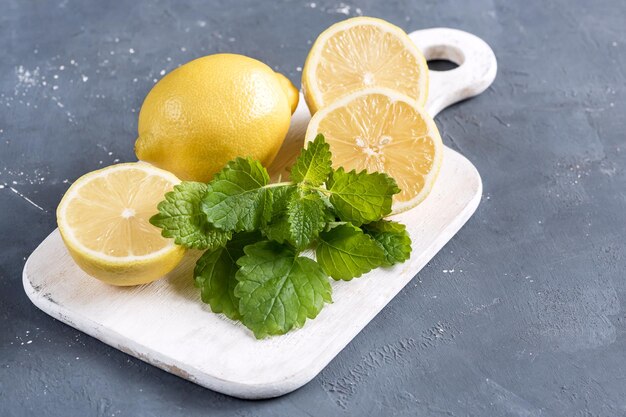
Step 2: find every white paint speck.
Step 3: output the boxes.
[159,69,166,76]
[15,65,40,88]
[129,48,135,54]
[81,75,88,82]
[197,20,207,27]
[26,340,32,344]
[180,46,187,52]
[296,66,302,72]
[332,3,351,15]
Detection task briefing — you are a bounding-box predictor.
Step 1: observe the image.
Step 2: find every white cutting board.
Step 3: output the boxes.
[23,28,497,399]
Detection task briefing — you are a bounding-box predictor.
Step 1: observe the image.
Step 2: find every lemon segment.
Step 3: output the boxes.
[305,88,443,213]
[302,17,429,114]
[57,163,185,286]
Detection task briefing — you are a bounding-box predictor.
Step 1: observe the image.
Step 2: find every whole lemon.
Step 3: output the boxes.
[135,53,299,182]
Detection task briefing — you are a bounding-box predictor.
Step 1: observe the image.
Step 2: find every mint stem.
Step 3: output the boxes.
[263,181,295,189]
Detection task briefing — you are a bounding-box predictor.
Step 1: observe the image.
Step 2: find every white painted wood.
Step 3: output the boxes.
[23,28,496,399]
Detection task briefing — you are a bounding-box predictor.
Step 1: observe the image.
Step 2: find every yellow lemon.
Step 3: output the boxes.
[302,17,428,114]
[135,53,299,182]
[305,88,443,213]
[57,162,185,286]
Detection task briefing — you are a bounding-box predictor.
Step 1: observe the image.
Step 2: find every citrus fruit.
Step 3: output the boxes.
[302,16,428,114]
[56,162,185,286]
[135,53,299,182]
[305,88,443,213]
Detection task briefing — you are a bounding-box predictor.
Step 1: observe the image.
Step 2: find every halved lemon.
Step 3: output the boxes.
[302,16,429,114]
[57,162,185,286]
[305,88,443,213]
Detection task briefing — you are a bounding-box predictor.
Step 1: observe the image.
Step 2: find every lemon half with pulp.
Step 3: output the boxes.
[57,162,185,286]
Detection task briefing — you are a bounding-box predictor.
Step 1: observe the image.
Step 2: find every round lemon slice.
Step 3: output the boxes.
[302,16,429,114]
[57,162,185,286]
[305,88,443,213]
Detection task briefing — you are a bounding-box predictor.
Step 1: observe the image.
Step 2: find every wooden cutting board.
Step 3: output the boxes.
[23,28,497,399]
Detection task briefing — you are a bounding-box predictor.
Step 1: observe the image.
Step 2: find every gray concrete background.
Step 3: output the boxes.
[1,0,625,416]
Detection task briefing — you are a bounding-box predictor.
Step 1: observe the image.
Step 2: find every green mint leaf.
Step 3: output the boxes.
[287,191,327,249]
[263,188,327,249]
[269,184,297,217]
[326,168,400,226]
[316,223,385,280]
[194,232,261,320]
[150,182,232,249]
[235,241,332,338]
[262,216,292,245]
[201,158,272,232]
[363,220,412,266]
[290,134,332,186]
[262,186,297,244]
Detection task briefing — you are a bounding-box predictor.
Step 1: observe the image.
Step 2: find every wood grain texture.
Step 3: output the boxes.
[22,28,495,399]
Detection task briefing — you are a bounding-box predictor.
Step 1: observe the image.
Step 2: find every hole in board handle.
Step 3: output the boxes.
[427,60,459,71]
[422,44,465,71]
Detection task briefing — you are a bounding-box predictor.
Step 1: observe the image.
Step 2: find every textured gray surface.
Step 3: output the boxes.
[1,0,625,416]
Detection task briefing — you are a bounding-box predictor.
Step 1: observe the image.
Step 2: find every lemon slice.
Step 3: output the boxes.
[57,162,185,286]
[302,16,428,114]
[305,88,443,213]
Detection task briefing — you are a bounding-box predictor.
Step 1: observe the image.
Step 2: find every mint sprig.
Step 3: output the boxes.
[150,134,411,338]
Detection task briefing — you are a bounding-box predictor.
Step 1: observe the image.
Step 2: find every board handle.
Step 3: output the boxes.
[409,28,497,117]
